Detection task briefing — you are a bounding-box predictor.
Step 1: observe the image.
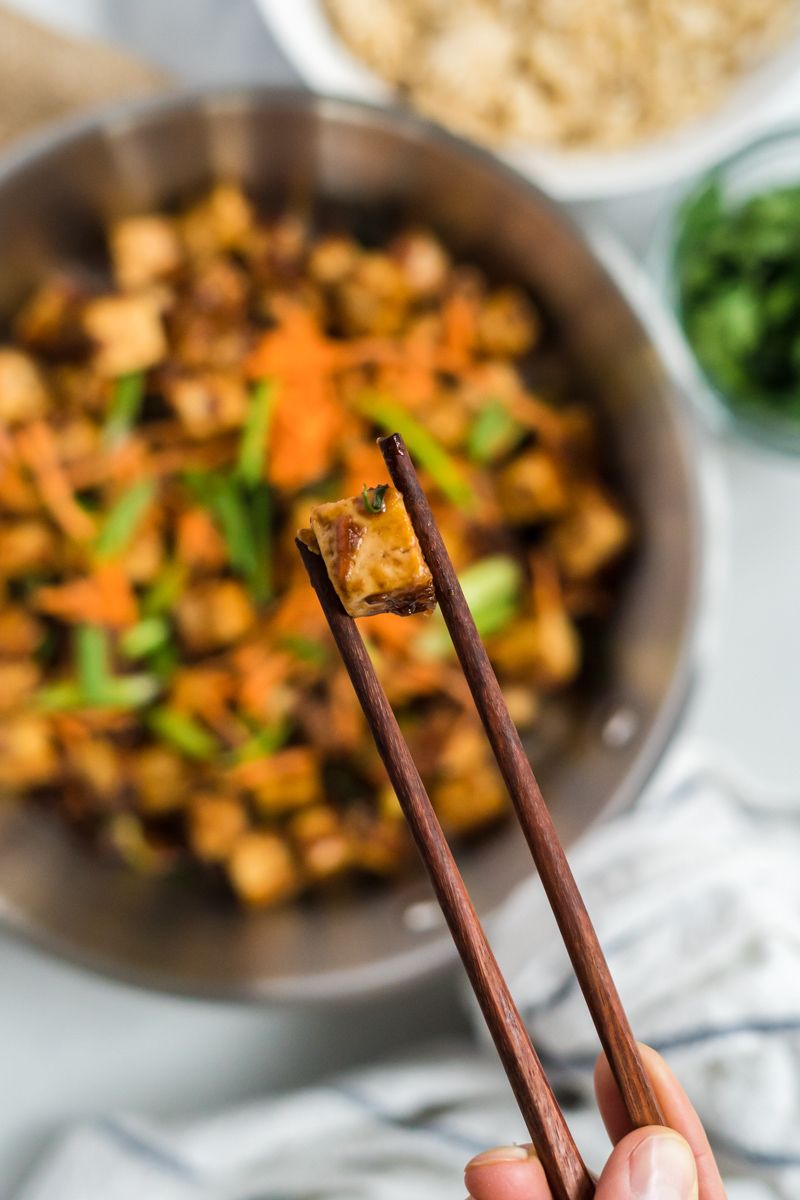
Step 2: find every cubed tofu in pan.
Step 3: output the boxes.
[304,485,436,619]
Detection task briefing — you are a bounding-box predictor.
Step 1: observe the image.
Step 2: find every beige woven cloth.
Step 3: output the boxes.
[0,4,167,150]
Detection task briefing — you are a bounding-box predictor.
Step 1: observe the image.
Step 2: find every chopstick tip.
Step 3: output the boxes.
[377,431,405,459]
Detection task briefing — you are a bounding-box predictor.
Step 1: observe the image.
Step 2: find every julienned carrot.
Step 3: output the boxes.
[442,292,478,364]
[245,308,352,490]
[15,421,96,540]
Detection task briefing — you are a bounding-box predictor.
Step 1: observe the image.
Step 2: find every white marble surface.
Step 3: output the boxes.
[3,2,800,1193]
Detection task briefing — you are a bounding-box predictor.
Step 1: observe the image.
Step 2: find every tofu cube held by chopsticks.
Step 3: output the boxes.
[301,485,436,619]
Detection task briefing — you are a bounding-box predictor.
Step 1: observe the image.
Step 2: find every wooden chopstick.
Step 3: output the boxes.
[296,536,594,1200]
[379,432,665,1132]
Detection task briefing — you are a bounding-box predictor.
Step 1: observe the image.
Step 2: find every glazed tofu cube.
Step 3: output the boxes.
[180,184,253,261]
[476,287,539,357]
[109,215,183,291]
[0,715,57,788]
[496,449,568,524]
[0,521,57,578]
[0,348,50,424]
[226,831,298,908]
[82,293,167,376]
[175,580,255,652]
[308,485,435,618]
[232,747,322,816]
[552,484,631,580]
[189,794,248,862]
[0,662,40,713]
[131,746,189,815]
[164,371,248,437]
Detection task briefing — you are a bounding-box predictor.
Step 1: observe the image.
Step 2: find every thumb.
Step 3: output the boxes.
[596,1126,699,1200]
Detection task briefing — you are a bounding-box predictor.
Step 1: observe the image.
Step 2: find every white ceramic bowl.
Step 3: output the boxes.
[258,0,800,200]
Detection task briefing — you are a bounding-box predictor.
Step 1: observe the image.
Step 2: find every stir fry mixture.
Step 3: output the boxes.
[0,184,631,907]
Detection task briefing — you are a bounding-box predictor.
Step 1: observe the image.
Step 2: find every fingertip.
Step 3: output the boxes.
[465,1144,552,1200]
[594,1044,726,1198]
[595,1126,698,1200]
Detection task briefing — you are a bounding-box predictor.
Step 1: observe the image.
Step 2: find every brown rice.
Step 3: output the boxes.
[322,0,796,149]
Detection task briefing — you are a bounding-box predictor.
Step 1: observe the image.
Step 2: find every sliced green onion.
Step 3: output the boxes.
[36,681,84,712]
[186,473,258,579]
[418,555,522,658]
[468,401,525,464]
[104,372,146,445]
[236,378,277,487]
[96,479,156,561]
[75,625,112,706]
[211,478,261,579]
[279,634,329,667]
[106,674,161,708]
[36,671,160,712]
[120,616,170,661]
[147,707,218,760]
[355,393,474,510]
[186,471,272,606]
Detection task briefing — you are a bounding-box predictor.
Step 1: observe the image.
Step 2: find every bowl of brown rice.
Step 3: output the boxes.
[259,0,800,198]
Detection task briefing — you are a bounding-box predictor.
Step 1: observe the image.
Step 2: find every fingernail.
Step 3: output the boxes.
[467,1144,534,1168]
[629,1132,698,1200]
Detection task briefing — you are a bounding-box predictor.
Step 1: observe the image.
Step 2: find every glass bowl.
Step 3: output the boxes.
[650,126,800,455]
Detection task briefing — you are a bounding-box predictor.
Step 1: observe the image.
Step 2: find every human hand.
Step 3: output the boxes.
[465,1045,726,1199]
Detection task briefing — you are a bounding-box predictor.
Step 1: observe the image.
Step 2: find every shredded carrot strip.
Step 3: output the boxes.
[441,293,478,366]
[35,564,138,628]
[247,305,350,489]
[232,644,294,719]
[15,421,96,540]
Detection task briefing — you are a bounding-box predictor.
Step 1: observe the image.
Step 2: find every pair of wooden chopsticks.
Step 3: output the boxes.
[296,433,663,1200]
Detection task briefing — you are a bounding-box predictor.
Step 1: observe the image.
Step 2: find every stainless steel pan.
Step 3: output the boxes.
[0,89,702,1002]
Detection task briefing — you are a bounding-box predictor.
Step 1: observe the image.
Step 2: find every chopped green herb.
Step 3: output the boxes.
[120,616,170,661]
[468,401,525,464]
[355,394,473,510]
[419,555,522,658]
[361,483,389,513]
[147,707,217,760]
[676,178,800,423]
[95,480,156,561]
[104,372,146,445]
[236,378,277,487]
